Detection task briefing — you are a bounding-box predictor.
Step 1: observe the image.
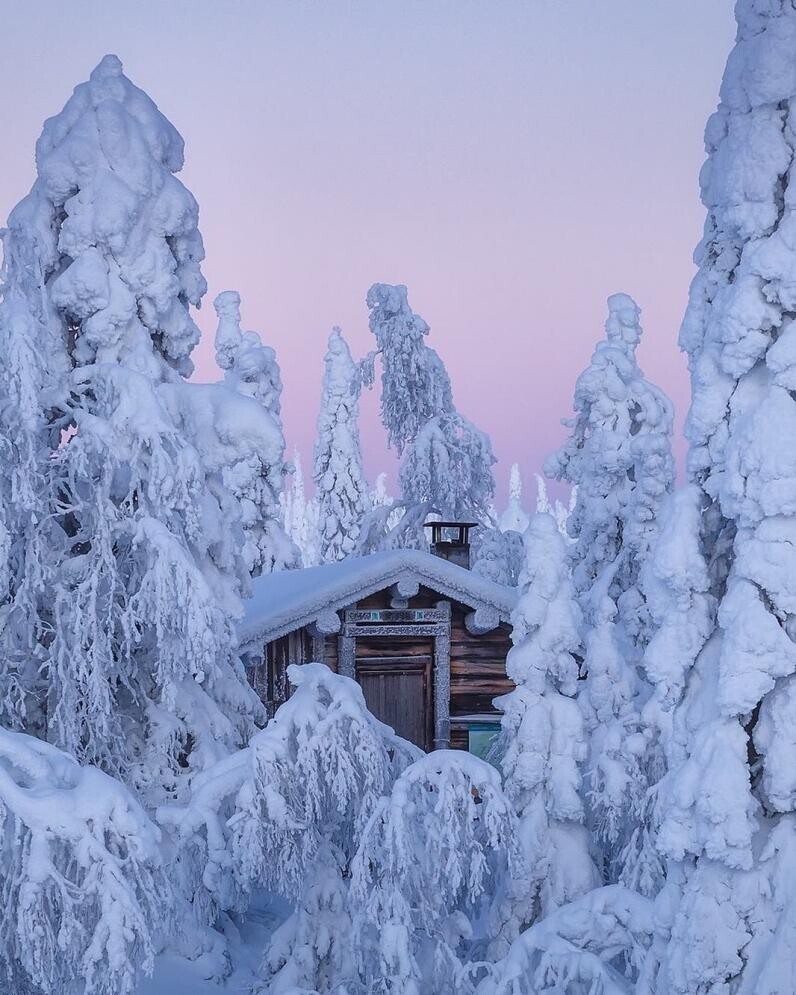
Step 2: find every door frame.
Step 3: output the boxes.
[338,602,452,750]
[355,653,433,751]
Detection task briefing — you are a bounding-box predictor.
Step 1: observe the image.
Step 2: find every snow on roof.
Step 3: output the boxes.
[239,549,517,648]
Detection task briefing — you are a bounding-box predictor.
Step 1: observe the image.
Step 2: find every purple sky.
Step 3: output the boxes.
[1,2,736,505]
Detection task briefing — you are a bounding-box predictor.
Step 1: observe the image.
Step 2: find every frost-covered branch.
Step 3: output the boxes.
[0,728,170,995]
[480,886,654,995]
[350,751,520,994]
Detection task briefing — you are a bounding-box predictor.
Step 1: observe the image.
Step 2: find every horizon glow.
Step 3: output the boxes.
[0,0,737,504]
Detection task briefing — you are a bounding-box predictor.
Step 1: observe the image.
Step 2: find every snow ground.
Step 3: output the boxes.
[139,893,290,995]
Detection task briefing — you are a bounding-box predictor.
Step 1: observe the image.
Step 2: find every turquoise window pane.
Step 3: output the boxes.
[467,724,500,761]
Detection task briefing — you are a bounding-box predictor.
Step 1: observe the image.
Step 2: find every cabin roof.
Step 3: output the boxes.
[238,549,517,648]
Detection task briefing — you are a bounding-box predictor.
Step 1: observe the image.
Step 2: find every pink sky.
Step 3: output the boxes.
[0,1,736,504]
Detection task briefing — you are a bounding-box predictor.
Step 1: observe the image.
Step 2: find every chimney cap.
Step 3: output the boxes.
[423,521,481,548]
[423,520,480,530]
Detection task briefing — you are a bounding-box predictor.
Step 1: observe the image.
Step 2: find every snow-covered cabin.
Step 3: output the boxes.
[239,533,517,755]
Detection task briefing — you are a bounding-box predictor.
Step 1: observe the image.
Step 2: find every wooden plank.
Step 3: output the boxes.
[256,589,514,748]
[347,608,448,624]
[357,657,432,750]
[357,637,434,660]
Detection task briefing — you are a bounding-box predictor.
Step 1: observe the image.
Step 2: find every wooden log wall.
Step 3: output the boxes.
[256,583,514,748]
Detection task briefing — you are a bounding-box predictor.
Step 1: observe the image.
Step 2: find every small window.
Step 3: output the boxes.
[467,723,501,763]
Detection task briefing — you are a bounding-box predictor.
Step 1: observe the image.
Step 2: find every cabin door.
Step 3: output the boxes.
[356,638,433,751]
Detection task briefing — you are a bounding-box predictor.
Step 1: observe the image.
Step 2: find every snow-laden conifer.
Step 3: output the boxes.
[363,282,452,454]
[1,55,264,797]
[167,663,520,992]
[213,290,297,576]
[643,5,796,990]
[546,294,674,645]
[532,473,576,540]
[362,283,496,542]
[499,463,530,535]
[282,450,321,567]
[398,408,496,521]
[495,514,597,936]
[546,294,674,886]
[350,751,519,995]
[164,663,420,992]
[0,727,169,995]
[313,327,370,561]
[472,527,523,587]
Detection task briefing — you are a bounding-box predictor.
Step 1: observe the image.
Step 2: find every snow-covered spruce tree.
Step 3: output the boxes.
[363,282,452,454]
[163,663,421,993]
[472,526,523,587]
[282,450,321,567]
[642,5,796,991]
[313,327,370,561]
[370,470,392,509]
[2,55,264,798]
[499,463,530,535]
[350,751,520,995]
[546,294,674,888]
[0,727,170,995]
[546,293,674,646]
[532,473,576,541]
[494,514,597,943]
[213,290,298,576]
[166,664,520,993]
[361,283,496,545]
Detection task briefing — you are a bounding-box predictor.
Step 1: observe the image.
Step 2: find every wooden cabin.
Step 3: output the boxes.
[238,525,517,757]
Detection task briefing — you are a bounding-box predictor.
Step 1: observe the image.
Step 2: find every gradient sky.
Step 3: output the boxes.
[0,1,737,504]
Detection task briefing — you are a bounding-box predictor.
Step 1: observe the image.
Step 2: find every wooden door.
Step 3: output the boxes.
[356,639,433,751]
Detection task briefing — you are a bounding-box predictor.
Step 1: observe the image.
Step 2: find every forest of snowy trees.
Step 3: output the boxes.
[1,2,796,992]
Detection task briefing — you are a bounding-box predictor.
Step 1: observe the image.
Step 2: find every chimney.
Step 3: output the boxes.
[424,521,479,570]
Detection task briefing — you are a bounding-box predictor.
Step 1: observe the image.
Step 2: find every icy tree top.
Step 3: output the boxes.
[509,462,523,502]
[6,53,206,376]
[213,290,245,371]
[366,282,429,337]
[604,292,642,352]
[366,282,453,452]
[499,462,530,534]
[213,290,283,417]
[322,325,360,395]
[314,326,370,561]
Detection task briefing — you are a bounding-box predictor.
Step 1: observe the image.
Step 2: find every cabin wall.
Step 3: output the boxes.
[253,583,513,750]
[251,628,313,718]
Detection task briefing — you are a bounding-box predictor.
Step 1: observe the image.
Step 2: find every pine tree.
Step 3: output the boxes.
[645,5,796,990]
[350,752,519,995]
[546,294,674,887]
[363,282,452,454]
[313,327,370,561]
[283,450,321,567]
[1,55,263,799]
[499,463,530,535]
[363,283,496,539]
[0,727,170,995]
[213,290,298,576]
[166,663,421,993]
[546,294,674,643]
[495,514,597,935]
[168,664,518,994]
